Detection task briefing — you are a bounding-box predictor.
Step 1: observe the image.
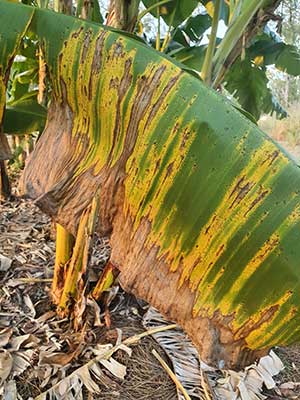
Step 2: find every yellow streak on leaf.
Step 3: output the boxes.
[182,141,288,295]
[245,292,295,349]
[193,200,299,339]
[220,233,280,315]
[124,67,186,221]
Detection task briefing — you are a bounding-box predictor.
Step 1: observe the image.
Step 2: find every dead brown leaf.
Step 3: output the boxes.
[0,255,12,272]
[0,328,13,347]
[0,351,13,382]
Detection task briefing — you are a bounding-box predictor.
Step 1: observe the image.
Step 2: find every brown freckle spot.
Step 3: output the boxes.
[109,77,119,89]
[106,58,133,165]
[180,128,190,150]
[143,72,182,133]
[189,257,201,277]
[234,304,279,340]
[258,236,279,261]
[112,40,125,58]
[244,187,269,217]
[216,244,225,258]
[291,307,297,316]
[261,150,279,167]
[205,225,211,235]
[172,123,180,135]
[166,162,174,177]
[116,65,167,167]
[91,31,106,74]
[205,215,217,235]
[154,159,161,174]
[81,29,92,64]
[229,176,254,209]
[71,27,83,39]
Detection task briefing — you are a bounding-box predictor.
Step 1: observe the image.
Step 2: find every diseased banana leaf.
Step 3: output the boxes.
[1,0,300,368]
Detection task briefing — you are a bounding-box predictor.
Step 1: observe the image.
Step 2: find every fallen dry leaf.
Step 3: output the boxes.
[279,382,300,399]
[12,350,34,376]
[0,351,13,382]
[10,334,39,351]
[0,328,13,348]
[3,379,18,400]
[0,255,12,272]
[100,357,127,380]
[39,347,81,367]
[23,294,36,318]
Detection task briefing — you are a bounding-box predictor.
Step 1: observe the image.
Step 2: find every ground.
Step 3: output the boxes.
[0,193,178,399]
[1,178,300,400]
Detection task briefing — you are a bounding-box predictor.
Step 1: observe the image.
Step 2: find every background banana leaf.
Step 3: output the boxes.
[4,95,46,135]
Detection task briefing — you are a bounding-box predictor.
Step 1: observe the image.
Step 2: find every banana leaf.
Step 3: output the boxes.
[0,3,33,124]
[142,0,198,27]
[4,94,46,134]
[0,1,33,160]
[1,0,300,369]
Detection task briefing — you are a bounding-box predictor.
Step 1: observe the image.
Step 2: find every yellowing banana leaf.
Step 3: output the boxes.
[1,0,300,369]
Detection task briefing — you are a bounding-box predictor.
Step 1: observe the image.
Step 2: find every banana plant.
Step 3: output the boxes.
[1,0,300,369]
[4,33,47,135]
[146,0,299,120]
[0,3,33,198]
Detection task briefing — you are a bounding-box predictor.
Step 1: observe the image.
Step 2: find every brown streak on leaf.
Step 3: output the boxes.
[143,72,182,134]
[107,58,133,165]
[261,150,279,167]
[229,176,254,209]
[234,304,279,341]
[110,210,265,369]
[244,187,269,217]
[71,27,84,39]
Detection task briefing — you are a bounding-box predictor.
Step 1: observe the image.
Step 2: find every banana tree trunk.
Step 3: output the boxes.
[0,133,12,199]
[0,160,11,200]
[107,0,140,31]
